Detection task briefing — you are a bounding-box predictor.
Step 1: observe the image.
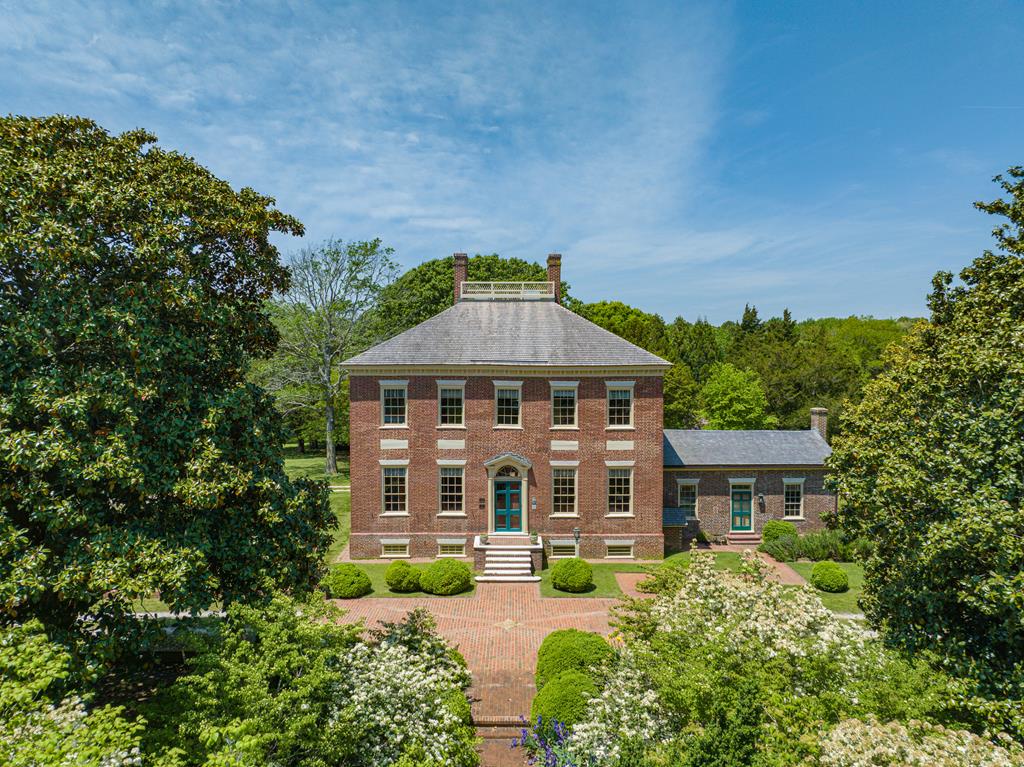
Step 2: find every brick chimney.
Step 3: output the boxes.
[810,407,828,442]
[453,252,468,303]
[547,253,561,304]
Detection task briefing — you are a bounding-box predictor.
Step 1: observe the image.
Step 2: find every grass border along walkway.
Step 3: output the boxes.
[789,561,864,614]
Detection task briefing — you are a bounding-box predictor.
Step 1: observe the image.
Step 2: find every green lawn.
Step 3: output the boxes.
[325,491,351,564]
[789,561,865,614]
[282,449,349,484]
[539,551,745,598]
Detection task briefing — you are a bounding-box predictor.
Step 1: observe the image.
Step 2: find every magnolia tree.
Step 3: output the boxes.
[526,553,1019,766]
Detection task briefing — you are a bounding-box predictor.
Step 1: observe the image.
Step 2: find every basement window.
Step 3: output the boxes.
[381,542,410,558]
[606,543,635,559]
[438,542,466,557]
[550,543,577,558]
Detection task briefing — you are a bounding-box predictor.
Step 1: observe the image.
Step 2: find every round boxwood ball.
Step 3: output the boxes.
[385,560,422,593]
[550,557,593,593]
[530,671,598,730]
[761,520,798,544]
[810,560,849,593]
[536,628,612,687]
[419,559,472,596]
[322,563,372,599]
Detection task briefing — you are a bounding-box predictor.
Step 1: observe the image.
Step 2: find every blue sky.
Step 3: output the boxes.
[2,1,1022,322]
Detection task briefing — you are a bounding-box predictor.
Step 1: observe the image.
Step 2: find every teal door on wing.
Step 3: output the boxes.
[731,487,753,531]
[494,481,522,532]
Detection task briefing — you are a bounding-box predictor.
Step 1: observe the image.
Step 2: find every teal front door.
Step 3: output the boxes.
[494,480,522,532]
[731,487,753,531]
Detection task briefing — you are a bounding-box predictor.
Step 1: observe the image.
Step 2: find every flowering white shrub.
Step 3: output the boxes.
[334,641,476,766]
[814,717,1024,767]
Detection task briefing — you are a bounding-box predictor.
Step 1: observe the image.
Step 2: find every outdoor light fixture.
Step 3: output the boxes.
[572,526,581,544]
[757,493,766,511]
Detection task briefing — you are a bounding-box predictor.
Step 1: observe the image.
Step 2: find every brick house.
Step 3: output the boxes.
[343,254,836,580]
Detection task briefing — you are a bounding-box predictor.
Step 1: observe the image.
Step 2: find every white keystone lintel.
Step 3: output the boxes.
[606,440,634,450]
[379,458,410,466]
[550,459,580,467]
[436,458,467,466]
[551,440,579,451]
[380,438,408,450]
[605,459,635,467]
[437,438,466,450]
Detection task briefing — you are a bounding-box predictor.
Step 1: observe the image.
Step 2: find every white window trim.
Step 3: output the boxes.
[437,380,466,428]
[493,380,524,429]
[606,466,634,518]
[550,465,579,518]
[549,381,579,429]
[605,381,635,429]
[783,477,806,520]
[437,538,467,557]
[381,540,410,558]
[676,478,700,520]
[380,465,409,516]
[379,380,409,429]
[437,464,465,517]
[605,539,636,559]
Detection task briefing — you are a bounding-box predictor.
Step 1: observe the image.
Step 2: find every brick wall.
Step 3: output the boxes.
[349,373,664,560]
[662,468,834,548]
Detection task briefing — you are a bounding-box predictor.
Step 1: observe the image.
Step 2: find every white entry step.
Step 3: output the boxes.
[475,575,541,582]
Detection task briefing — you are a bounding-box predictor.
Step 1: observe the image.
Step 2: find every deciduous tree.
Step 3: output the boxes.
[698,363,777,429]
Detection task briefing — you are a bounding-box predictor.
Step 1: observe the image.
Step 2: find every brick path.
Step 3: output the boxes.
[332,584,618,766]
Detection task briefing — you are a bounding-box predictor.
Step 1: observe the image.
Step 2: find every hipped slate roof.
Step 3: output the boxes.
[343,301,671,369]
[663,429,831,467]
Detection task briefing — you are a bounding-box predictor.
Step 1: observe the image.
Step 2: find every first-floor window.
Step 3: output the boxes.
[607,468,632,515]
[784,481,803,518]
[678,482,698,519]
[552,468,577,515]
[382,467,407,513]
[439,467,464,514]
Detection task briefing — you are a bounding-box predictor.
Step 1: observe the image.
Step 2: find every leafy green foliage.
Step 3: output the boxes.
[531,671,598,731]
[1,621,143,767]
[384,560,422,593]
[829,168,1024,735]
[550,558,593,593]
[0,116,333,661]
[674,677,764,767]
[322,563,372,599]
[663,362,701,428]
[761,520,798,544]
[759,534,800,562]
[536,629,612,688]
[576,301,675,360]
[419,559,472,596]
[698,363,778,429]
[810,561,849,593]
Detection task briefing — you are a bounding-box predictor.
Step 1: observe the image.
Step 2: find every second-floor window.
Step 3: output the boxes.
[607,385,633,427]
[551,385,577,427]
[495,382,522,426]
[438,383,464,426]
[381,382,407,426]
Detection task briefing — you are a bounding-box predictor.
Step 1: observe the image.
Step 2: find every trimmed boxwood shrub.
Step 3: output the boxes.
[419,559,472,596]
[536,628,612,687]
[761,520,798,544]
[385,560,422,593]
[550,557,593,593]
[810,560,849,593]
[322,563,372,599]
[530,671,597,730]
[760,534,800,562]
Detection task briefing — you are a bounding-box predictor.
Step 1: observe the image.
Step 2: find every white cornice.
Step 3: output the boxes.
[347,365,666,377]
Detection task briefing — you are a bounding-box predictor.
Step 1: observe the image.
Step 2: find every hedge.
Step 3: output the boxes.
[530,671,597,731]
[385,560,422,593]
[761,520,798,544]
[536,629,612,687]
[810,560,849,593]
[419,559,472,596]
[322,564,372,599]
[550,558,593,593]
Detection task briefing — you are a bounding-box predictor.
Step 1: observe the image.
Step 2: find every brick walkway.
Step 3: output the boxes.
[332,584,618,766]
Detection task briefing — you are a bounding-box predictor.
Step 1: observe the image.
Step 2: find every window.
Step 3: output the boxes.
[381,542,409,558]
[439,467,464,514]
[496,465,519,477]
[606,543,634,558]
[381,382,407,426]
[495,386,521,426]
[607,387,633,427]
[784,480,804,519]
[550,543,577,558]
[551,385,577,427]
[382,467,407,514]
[552,468,577,516]
[438,383,464,426]
[678,481,698,519]
[607,468,633,515]
[438,542,465,557]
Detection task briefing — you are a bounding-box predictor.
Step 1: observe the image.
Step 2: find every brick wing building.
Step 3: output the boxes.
[343,254,836,580]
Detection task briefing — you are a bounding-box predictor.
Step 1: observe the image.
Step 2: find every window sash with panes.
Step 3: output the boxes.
[552,468,577,516]
[382,467,407,513]
[552,388,577,427]
[607,468,632,515]
[439,467,464,514]
[496,387,521,426]
[607,388,632,426]
[439,386,464,426]
[678,483,698,519]
[784,482,803,518]
[381,387,407,425]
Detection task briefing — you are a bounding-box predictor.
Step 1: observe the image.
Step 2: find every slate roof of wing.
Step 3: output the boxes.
[663,429,831,467]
